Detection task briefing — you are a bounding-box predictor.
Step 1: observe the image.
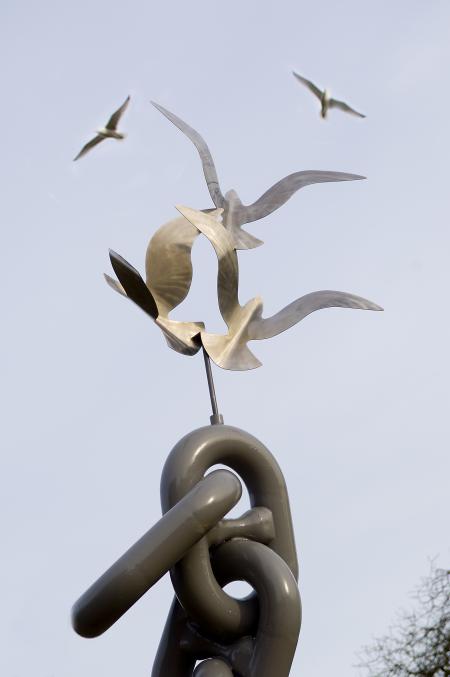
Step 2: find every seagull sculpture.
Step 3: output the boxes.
[292,72,365,119]
[104,209,224,356]
[74,96,130,161]
[151,101,365,249]
[177,206,382,370]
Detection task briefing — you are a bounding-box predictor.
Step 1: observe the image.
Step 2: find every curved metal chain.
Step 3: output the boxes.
[72,425,301,676]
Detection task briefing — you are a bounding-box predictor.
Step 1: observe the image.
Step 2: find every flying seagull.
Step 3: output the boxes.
[177,206,382,371]
[104,209,223,356]
[74,95,130,161]
[151,101,365,250]
[292,72,365,119]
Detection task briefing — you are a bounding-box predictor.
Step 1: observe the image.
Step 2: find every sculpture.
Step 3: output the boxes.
[72,101,381,675]
[151,101,365,248]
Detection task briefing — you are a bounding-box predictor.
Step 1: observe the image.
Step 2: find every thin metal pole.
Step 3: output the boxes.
[202,348,223,424]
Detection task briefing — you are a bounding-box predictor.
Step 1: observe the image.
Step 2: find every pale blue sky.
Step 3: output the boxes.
[1,1,449,675]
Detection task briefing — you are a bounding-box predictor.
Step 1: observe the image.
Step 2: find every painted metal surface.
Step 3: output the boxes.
[72,469,242,638]
[73,425,301,676]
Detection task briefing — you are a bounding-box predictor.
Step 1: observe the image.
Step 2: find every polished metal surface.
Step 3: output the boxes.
[178,206,382,370]
[103,105,378,371]
[145,213,204,316]
[202,348,223,425]
[105,209,227,356]
[152,101,365,249]
[106,248,204,355]
[293,71,366,119]
[74,95,130,160]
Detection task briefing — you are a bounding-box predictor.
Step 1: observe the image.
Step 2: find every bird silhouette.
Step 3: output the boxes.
[177,206,382,371]
[292,72,365,119]
[152,101,365,249]
[74,95,130,161]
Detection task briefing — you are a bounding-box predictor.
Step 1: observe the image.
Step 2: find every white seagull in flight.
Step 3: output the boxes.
[292,72,365,119]
[74,95,130,161]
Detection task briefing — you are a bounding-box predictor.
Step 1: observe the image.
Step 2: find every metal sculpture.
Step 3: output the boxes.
[72,98,381,675]
[151,101,365,248]
[72,426,301,676]
[292,71,366,119]
[74,95,130,161]
[105,204,381,370]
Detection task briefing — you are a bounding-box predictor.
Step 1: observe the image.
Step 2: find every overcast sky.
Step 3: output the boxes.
[1,0,449,675]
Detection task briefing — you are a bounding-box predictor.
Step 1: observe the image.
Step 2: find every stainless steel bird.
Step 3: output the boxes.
[74,95,130,161]
[104,209,223,356]
[152,101,365,249]
[177,206,382,371]
[292,72,365,119]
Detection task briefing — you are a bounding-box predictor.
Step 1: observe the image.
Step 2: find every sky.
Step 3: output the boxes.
[1,0,449,675]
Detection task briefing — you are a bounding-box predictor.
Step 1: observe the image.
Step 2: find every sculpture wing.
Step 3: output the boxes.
[292,72,323,100]
[104,273,126,296]
[145,214,200,316]
[73,135,104,161]
[108,249,159,319]
[241,171,365,223]
[176,206,240,327]
[329,98,366,118]
[248,290,382,340]
[105,95,130,130]
[152,101,225,208]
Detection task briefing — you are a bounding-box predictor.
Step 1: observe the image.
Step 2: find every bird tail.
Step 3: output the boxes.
[233,228,264,250]
[201,332,262,371]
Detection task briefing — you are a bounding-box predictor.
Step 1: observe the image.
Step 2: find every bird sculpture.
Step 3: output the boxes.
[104,209,223,356]
[105,199,382,370]
[177,206,382,370]
[292,72,365,119]
[151,101,365,249]
[74,95,130,161]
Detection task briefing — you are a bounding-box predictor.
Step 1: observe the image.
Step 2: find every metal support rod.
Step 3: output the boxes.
[202,348,223,424]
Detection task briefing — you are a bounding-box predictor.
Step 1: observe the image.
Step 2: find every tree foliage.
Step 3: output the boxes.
[359,566,449,677]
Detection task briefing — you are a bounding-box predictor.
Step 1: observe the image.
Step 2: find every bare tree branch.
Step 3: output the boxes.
[357,565,450,677]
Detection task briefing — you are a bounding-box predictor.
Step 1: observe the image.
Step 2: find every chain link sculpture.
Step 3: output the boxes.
[72,103,382,675]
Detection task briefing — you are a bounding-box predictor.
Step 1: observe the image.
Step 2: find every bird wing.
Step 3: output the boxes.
[105,95,130,130]
[152,101,225,208]
[328,98,365,118]
[248,290,382,340]
[292,72,323,100]
[73,134,105,161]
[242,171,365,223]
[176,206,240,327]
[108,249,159,319]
